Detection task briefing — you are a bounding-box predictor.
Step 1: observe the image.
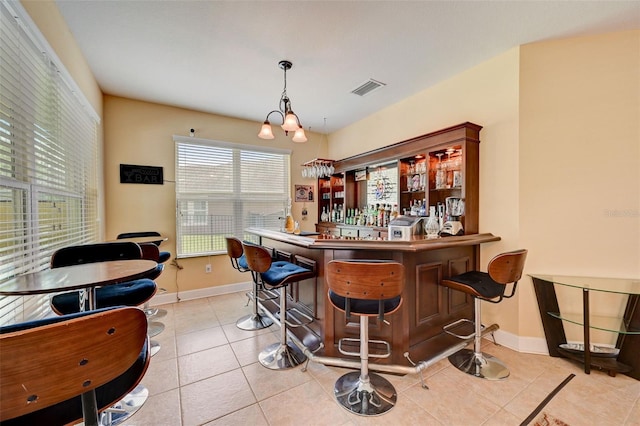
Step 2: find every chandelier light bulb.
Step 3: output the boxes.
[281,112,300,132]
[292,126,307,143]
[258,121,275,139]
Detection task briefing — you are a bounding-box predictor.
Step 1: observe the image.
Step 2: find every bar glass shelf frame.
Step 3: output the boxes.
[531,274,640,378]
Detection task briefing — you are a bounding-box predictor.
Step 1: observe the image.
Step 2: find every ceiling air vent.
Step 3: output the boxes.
[350,79,386,97]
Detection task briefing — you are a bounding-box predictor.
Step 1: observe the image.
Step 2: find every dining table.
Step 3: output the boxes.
[0,259,159,311]
[0,259,158,426]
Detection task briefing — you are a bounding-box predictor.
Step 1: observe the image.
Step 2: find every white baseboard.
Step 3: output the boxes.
[491,328,550,355]
[149,281,253,305]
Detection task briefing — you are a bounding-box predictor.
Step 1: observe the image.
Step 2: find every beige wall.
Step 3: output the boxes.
[103,96,327,294]
[519,30,640,343]
[329,30,640,344]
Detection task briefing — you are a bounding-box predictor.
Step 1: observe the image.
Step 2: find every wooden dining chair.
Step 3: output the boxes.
[0,306,150,425]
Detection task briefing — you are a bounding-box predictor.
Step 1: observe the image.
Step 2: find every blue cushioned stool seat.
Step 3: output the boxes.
[261,261,313,287]
[51,278,157,315]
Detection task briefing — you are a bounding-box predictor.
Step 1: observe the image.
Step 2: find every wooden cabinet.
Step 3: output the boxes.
[317,122,481,235]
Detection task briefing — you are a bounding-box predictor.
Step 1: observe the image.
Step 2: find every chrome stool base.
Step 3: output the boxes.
[258,341,306,370]
[147,321,165,338]
[144,307,167,319]
[448,349,509,380]
[99,384,148,425]
[150,340,161,357]
[236,312,273,330]
[334,371,397,416]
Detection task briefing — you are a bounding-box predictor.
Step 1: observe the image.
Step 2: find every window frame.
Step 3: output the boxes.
[174,135,291,258]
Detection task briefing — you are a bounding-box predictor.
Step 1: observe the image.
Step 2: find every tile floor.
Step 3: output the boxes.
[129,292,640,425]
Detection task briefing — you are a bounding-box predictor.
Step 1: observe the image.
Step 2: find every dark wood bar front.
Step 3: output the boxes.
[247,228,500,365]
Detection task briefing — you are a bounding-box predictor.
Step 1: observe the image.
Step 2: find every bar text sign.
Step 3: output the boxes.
[120,164,164,185]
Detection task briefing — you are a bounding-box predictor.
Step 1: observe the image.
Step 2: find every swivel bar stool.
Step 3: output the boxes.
[118,232,171,319]
[49,242,158,315]
[138,243,166,356]
[242,242,316,370]
[441,249,527,380]
[225,237,273,330]
[326,260,404,416]
[0,307,150,426]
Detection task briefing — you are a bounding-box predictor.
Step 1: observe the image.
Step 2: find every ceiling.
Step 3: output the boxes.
[54,1,639,134]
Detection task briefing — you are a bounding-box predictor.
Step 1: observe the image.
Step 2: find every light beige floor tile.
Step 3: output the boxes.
[149,329,177,362]
[349,390,443,425]
[178,344,240,386]
[127,388,182,426]
[481,408,524,425]
[204,403,268,426]
[403,368,501,425]
[144,356,179,396]
[229,332,283,366]
[176,325,228,356]
[180,368,256,426]
[221,320,274,344]
[625,398,640,425]
[242,360,314,401]
[439,360,530,407]
[259,380,351,425]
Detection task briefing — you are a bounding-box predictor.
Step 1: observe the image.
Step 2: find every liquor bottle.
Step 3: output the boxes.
[321,206,329,222]
[391,204,399,220]
[425,206,440,239]
[284,198,295,233]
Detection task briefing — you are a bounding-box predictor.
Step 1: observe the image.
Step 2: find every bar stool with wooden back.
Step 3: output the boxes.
[242,242,316,370]
[441,249,528,380]
[325,260,405,416]
[0,306,150,426]
[225,237,273,331]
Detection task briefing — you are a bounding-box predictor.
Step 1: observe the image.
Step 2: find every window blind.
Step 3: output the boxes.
[0,1,99,325]
[174,135,291,257]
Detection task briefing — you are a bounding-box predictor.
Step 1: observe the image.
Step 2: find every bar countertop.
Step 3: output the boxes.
[246,227,500,251]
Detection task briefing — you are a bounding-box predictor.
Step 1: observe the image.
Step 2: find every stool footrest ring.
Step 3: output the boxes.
[338,337,392,359]
[443,318,483,340]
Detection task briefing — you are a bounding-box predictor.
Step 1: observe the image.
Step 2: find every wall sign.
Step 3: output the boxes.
[120,164,164,185]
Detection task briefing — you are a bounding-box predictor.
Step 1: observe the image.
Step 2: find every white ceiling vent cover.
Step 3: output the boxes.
[350,79,386,96]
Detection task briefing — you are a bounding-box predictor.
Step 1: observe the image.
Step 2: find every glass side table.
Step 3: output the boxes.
[530,274,640,378]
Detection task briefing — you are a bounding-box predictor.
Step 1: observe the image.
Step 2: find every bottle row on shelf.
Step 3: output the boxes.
[321,203,399,227]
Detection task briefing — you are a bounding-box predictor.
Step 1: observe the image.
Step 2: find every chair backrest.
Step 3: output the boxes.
[0,307,148,423]
[139,242,160,262]
[241,243,273,274]
[326,260,405,301]
[487,249,528,285]
[50,242,142,268]
[117,231,160,239]
[225,237,244,260]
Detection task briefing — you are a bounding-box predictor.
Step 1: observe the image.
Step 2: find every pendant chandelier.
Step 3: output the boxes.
[258,60,307,143]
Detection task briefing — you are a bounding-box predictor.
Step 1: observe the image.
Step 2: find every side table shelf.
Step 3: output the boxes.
[531,274,640,379]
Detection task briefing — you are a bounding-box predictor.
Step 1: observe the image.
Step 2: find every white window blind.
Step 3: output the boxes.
[174,135,290,257]
[0,1,99,325]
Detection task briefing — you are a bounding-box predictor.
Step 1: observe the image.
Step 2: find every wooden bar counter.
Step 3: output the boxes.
[247,227,500,365]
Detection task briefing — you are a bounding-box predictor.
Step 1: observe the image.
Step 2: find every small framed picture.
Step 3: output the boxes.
[295,184,314,202]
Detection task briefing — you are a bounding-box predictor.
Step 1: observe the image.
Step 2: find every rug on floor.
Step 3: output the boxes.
[532,411,570,426]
